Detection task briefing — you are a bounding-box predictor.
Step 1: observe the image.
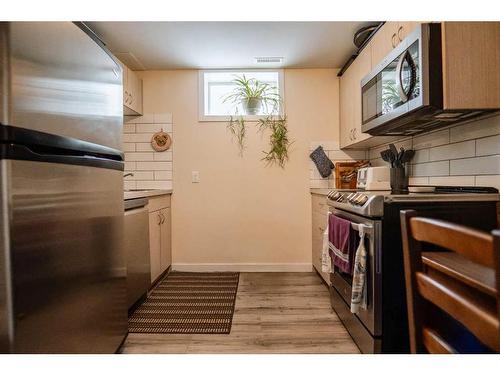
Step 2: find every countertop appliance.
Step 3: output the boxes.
[356,166,390,191]
[0,22,127,353]
[361,23,498,136]
[325,186,499,353]
[124,198,150,311]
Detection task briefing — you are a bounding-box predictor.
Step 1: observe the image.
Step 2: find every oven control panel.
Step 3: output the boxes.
[326,190,384,217]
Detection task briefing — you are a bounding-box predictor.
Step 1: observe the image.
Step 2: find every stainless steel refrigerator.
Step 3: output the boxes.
[0,22,127,353]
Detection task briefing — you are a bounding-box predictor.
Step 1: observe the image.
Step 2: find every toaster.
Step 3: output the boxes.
[356,166,391,191]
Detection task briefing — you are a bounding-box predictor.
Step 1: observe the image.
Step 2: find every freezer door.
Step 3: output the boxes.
[5,159,127,353]
[6,22,122,150]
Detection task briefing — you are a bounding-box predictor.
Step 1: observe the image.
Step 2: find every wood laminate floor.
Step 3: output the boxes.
[121,272,360,354]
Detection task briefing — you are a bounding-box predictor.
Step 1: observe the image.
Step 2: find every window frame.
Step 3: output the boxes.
[198,69,285,122]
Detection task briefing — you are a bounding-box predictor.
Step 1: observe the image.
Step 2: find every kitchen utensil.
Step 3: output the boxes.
[380,149,392,164]
[389,143,398,159]
[401,149,415,164]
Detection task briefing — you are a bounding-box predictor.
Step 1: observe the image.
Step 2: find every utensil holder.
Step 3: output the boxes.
[390,167,409,194]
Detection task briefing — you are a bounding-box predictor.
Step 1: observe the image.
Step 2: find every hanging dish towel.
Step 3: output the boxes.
[321,212,333,273]
[351,226,367,314]
[328,214,357,274]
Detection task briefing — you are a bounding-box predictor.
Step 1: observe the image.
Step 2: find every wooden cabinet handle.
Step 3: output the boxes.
[161,213,165,224]
[397,26,404,41]
[157,213,162,225]
[129,93,133,104]
[391,33,398,48]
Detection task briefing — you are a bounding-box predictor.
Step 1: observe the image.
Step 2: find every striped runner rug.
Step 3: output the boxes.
[128,271,240,334]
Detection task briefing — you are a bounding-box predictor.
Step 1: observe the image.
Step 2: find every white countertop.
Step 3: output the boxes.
[310,188,331,196]
[124,189,172,200]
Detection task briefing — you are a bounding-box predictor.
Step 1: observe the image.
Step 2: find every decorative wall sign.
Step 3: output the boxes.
[151,130,172,152]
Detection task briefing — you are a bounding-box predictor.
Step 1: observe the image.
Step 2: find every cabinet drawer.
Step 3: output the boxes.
[311,195,329,215]
[147,195,171,212]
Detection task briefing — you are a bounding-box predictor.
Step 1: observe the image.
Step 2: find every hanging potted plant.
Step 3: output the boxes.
[223,75,292,168]
[223,75,280,115]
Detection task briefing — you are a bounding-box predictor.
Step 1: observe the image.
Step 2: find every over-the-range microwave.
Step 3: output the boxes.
[360,23,498,136]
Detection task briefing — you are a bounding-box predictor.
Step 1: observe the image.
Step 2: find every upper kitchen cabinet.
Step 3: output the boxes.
[340,43,372,148]
[441,22,500,110]
[370,22,422,69]
[118,59,143,116]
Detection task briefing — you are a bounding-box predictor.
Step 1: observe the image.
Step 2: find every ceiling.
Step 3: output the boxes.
[87,22,374,70]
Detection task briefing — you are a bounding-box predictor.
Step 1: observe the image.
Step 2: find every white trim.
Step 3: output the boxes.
[198,69,285,122]
[172,263,312,272]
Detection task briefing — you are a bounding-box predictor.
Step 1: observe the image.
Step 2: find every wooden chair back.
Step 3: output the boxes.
[400,209,500,353]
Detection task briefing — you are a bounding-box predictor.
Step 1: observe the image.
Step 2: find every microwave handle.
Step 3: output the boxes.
[396,50,416,103]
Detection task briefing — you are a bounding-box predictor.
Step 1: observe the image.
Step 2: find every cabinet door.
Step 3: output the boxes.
[149,210,162,283]
[351,45,372,145]
[339,69,353,149]
[370,22,399,68]
[397,22,421,42]
[160,208,172,272]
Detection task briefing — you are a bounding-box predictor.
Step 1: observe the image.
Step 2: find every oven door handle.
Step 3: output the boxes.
[350,222,373,236]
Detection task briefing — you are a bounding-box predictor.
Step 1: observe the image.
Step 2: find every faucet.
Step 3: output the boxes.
[123,172,134,178]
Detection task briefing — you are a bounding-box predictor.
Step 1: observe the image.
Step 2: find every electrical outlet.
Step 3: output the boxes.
[192,171,200,183]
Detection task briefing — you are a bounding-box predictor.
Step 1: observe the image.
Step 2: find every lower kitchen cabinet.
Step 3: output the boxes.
[311,193,331,285]
[147,195,172,284]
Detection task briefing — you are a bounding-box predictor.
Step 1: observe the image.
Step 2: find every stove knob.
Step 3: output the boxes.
[356,194,369,206]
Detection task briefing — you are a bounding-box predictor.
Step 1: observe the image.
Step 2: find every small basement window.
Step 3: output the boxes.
[199,70,284,121]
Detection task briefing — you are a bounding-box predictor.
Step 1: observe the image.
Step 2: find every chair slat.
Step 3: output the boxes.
[422,327,456,354]
[410,217,494,268]
[417,272,499,351]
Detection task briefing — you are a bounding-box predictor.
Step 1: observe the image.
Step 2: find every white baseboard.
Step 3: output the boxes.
[171,263,313,272]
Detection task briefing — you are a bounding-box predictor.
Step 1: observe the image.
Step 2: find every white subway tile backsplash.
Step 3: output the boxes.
[153,151,173,161]
[136,180,173,190]
[408,177,429,185]
[124,180,136,190]
[412,149,430,164]
[367,115,500,188]
[123,113,173,190]
[428,176,475,186]
[450,115,500,142]
[428,140,475,161]
[123,123,136,133]
[124,161,136,171]
[475,175,500,190]
[124,152,154,161]
[123,133,154,143]
[122,143,135,152]
[136,161,173,171]
[125,171,154,180]
[328,150,366,160]
[476,134,500,156]
[136,143,154,152]
[411,161,449,177]
[450,155,500,175]
[412,129,449,150]
[135,123,173,133]
[155,171,173,180]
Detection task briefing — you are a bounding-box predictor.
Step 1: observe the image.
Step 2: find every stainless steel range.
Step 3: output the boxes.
[325,186,499,353]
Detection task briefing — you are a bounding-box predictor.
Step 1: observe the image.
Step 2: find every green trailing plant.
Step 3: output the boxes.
[223,75,292,167]
[258,114,291,168]
[227,114,246,156]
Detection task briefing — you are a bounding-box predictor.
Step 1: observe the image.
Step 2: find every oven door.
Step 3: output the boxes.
[330,208,382,336]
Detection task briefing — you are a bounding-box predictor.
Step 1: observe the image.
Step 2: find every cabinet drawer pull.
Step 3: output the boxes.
[397,26,404,41]
[391,33,398,48]
[157,213,162,225]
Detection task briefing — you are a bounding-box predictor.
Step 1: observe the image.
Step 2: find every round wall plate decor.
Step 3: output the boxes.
[151,130,172,152]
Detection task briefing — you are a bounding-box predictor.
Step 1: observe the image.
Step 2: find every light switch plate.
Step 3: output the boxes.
[192,171,200,183]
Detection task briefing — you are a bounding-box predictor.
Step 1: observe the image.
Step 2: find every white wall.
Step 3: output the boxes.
[137,68,340,271]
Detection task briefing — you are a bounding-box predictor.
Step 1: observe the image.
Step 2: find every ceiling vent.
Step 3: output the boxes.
[254,57,284,64]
